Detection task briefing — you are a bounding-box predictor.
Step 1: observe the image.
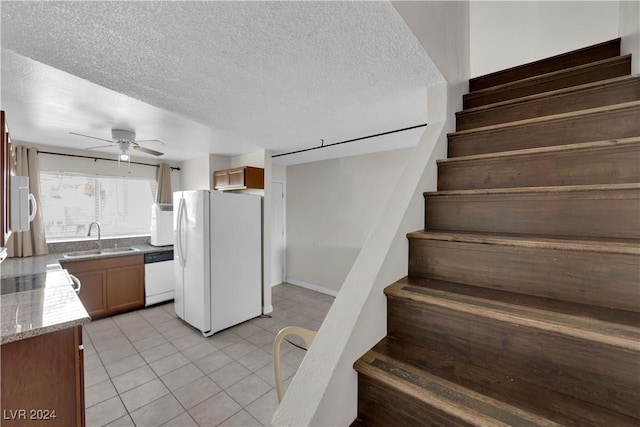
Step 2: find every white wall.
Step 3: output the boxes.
[286,147,411,294]
[180,155,212,191]
[470,1,620,77]
[620,0,640,74]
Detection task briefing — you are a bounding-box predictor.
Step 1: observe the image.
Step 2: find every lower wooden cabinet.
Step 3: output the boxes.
[1,326,85,427]
[63,254,144,319]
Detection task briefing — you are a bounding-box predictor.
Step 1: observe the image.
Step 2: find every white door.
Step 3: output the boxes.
[271,181,285,286]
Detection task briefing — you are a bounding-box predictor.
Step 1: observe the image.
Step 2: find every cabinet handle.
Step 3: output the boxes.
[78,345,84,351]
[70,274,82,294]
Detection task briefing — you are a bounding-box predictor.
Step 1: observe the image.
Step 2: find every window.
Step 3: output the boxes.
[40,172,157,241]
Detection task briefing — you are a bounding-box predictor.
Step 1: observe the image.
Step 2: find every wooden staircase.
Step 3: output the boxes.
[353,38,640,426]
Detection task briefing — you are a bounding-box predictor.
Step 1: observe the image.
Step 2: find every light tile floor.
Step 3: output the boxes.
[83,284,334,427]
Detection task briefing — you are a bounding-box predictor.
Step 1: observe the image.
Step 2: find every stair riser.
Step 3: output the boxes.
[424,188,640,239]
[470,39,621,92]
[438,143,640,191]
[386,298,640,419]
[357,374,469,427]
[449,104,640,157]
[464,57,631,109]
[458,78,640,131]
[408,238,640,312]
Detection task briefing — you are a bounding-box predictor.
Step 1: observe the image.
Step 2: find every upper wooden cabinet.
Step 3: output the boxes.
[213,166,264,191]
[1,111,16,248]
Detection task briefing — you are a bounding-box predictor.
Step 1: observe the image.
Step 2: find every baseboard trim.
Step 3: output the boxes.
[285,279,339,297]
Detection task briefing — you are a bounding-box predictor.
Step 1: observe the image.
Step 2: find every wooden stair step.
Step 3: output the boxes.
[364,337,640,426]
[394,276,640,328]
[463,54,631,109]
[407,230,640,312]
[448,101,640,157]
[354,347,563,427]
[438,137,640,190]
[470,38,621,92]
[457,75,640,131]
[424,183,640,239]
[386,280,640,352]
[385,280,640,421]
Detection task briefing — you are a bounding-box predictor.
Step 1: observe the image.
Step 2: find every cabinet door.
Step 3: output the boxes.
[106,263,144,314]
[0,326,84,427]
[1,111,14,247]
[213,170,229,189]
[72,270,108,319]
[228,167,245,187]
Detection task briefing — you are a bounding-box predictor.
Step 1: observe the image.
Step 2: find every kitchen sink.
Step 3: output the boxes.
[63,247,140,258]
[100,247,139,254]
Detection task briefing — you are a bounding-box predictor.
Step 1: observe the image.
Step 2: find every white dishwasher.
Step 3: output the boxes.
[144,250,174,306]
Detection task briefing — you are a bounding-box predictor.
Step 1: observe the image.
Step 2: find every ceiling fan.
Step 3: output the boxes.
[70,128,164,160]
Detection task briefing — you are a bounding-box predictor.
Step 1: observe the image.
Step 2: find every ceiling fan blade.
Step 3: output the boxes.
[135,139,165,145]
[69,131,113,143]
[133,145,164,156]
[86,144,117,150]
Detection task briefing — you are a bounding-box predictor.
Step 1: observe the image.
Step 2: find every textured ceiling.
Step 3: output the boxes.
[1,1,442,162]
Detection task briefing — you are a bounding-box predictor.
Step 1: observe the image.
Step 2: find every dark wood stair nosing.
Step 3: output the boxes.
[456,75,640,131]
[469,38,621,91]
[449,100,640,138]
[465,54,631,100]
[406,230,640,255]
[463,54,632,109]
[359,337,640,426]
[460,75,638,116]
[437,137,640,165]
[392,276,640,329]
[384,280,640,349]
[355,349,562,427]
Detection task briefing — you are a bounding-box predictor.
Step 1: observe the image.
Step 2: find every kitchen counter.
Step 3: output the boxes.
[0,244,172,344]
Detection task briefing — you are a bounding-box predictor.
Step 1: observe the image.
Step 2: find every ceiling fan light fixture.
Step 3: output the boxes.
[119,153,130,162]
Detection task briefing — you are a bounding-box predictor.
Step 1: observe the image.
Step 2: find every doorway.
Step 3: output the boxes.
[271,181,285,286]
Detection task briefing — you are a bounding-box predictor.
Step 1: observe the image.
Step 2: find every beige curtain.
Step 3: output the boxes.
[155,163,172,204]
[8,146,48,257]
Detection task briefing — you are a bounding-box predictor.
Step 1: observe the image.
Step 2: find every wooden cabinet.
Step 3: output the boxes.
[1,325,85,427]
[1,111,16,247]
[63,254,144,319]
[213,166,264,190]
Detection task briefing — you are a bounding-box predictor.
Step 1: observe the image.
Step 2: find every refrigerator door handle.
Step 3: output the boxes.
[177,198,187,268]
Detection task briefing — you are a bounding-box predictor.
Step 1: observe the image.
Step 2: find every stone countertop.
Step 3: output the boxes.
[1,269,90,344]
[1,244,174,279]
[0,244,172,344]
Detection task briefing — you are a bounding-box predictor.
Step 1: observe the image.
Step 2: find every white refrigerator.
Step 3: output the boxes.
[173,190,262,336]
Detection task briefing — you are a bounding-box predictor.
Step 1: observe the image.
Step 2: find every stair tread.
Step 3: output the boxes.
[465,55,632,100]
[425,182,640,196]
[459,75,639,116]
[449,100,640,138]
[438,137,640,165]
[386,278,640,349]
[469,38,621,91]
[355,348,562,427]
[395,276,640,328]
[407,230,640,255]
[361,337,640,427]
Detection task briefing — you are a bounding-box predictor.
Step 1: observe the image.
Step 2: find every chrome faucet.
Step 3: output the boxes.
[87,222,102,250]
